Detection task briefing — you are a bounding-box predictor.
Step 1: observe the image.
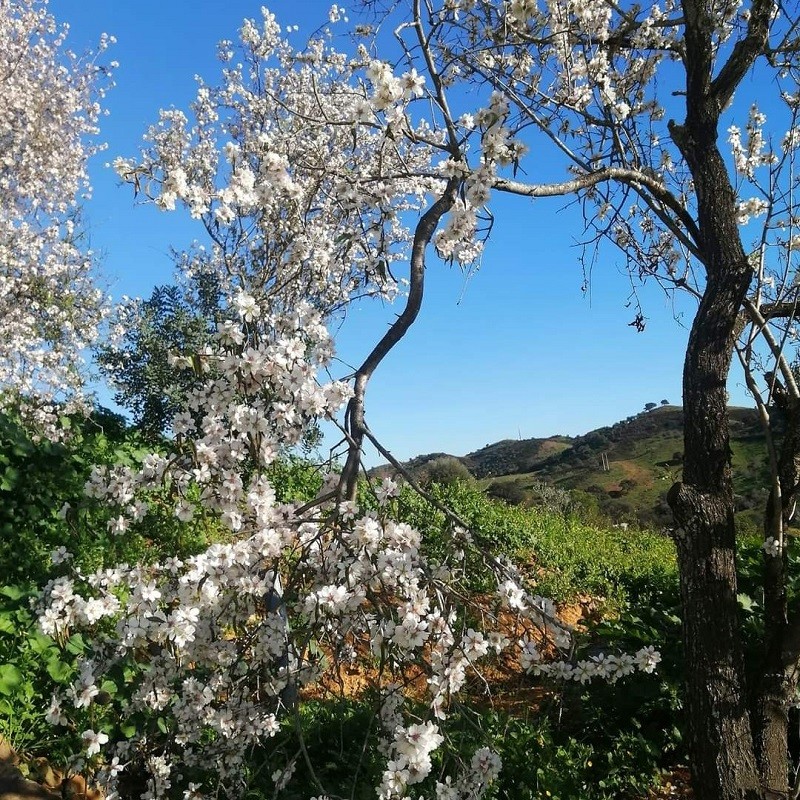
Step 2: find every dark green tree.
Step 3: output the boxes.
[419,456,474,487]
[97,279,220,438]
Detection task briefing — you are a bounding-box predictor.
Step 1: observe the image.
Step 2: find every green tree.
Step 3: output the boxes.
[419,456,474,487]
[97,280,220,438]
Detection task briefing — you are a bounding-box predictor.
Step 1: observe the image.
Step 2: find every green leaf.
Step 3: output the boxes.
[65,633,86,655]
[46,658,73,683]
[0,664,23,695]
[0,585,26,601]
[28,632,56,655]
[0,467,20,491]
[737,593,756,612]
[120,722,137,738]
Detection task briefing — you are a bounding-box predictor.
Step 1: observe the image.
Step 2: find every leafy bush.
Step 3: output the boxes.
[0,409,156,584]
[398,482,677,604]
[267,456,324,503]
[0,584,85,759]
[486,479,528,505]
[571,589,686,777]
[237,697,669,800]
[419,456,475,487]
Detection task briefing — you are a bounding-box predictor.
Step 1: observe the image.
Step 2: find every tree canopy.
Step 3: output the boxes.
[0,0,112,435]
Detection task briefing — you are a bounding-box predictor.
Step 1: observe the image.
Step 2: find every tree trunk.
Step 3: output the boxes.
[667,7,769,783]
[669,282,763,799]
[754,401,800,793]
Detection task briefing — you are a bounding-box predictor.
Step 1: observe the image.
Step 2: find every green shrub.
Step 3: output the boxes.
[397,482,677,605]
[0,584,85,759]
[0,409,159,584]
[419,456,475,487]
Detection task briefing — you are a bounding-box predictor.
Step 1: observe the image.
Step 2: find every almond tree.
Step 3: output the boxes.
[37,10,667,800]
[361,0,800,797]
[0,0,112,436]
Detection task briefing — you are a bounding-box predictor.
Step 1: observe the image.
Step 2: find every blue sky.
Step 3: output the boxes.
[47,1,739,463]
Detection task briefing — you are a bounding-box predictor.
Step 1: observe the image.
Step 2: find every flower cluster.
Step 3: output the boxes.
[522,643,662,684]
[729,105,777,180]
[112,11,443,319]
[0,0,112,436]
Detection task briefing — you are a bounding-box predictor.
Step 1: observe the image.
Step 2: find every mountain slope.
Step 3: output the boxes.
[486,405,767,528]
[462,435,573,478]
[383,406,770,529]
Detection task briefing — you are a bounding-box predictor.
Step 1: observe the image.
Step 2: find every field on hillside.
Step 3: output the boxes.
[390,407,771,531]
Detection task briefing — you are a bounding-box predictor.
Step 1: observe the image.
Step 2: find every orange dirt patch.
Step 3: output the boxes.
[301,595,599,717]
[605,459,654,492]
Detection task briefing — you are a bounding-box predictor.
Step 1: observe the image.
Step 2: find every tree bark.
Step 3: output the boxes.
[668,284,763,799]
[754,399,800,793]
[664,0,777,791]
[666,3,771,792]
[338,179,459,501]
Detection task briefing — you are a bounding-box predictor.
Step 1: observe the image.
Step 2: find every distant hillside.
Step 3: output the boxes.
[378,406,771,530]
[462,435,573,478]
[372,436,571,484]
[489,405,767,529]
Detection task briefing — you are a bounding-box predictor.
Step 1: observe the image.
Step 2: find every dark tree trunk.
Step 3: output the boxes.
[666,1,773,793]
[668,282,762,799]
[754,400,800,793]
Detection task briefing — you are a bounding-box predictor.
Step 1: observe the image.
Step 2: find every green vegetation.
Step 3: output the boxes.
[0,409,150,585]
[97,283,218,439]
[0,411,690,798]
[399,481,676,605]
[387,406,770,530]
[0,583,95,763]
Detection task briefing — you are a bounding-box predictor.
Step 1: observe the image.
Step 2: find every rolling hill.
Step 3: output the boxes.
[381,405,771,530]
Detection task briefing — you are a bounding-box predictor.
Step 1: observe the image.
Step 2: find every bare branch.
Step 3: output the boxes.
[710,0,774,112]
[494,168,702,253]
[338,176,461,500]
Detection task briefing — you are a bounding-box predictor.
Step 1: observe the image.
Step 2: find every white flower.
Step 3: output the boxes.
[45,695,66,726]
[233,292,260,322]
[634,646,662,674]
[108,515,129,535]
[375,477,399,505]
[73,682,99,709]
[183,783,203,800]
[763,536,782,557]
[175,500,194,522]
[81,729,109,757]
[50,546,72,565]
[471,747,502,781]
[572,660,597,684]
[519,637,542,672]
[400,69,425,99]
